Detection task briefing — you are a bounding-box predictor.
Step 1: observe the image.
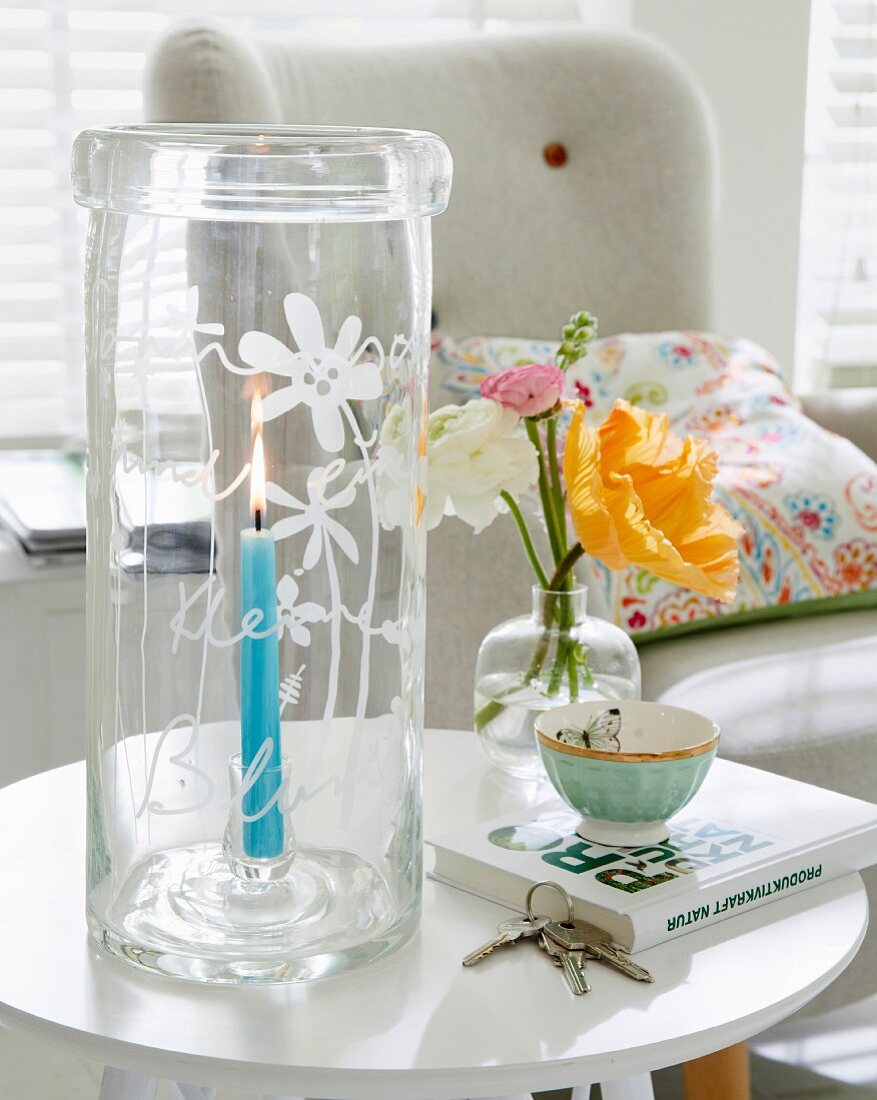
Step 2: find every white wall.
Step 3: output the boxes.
[0,544,86,786]
[629,0,812,379]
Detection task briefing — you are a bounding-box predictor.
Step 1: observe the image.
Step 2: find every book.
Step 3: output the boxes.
[0,451,86,557]
[427,757,877,952]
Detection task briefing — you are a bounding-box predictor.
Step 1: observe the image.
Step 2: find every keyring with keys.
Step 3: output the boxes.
[526,880,575,925]
[462,879,655,992]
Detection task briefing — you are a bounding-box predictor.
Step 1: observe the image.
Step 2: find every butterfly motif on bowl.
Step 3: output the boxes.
[556,708,622,752]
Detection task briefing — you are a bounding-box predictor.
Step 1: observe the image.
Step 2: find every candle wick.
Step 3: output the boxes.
[255,508,262,532]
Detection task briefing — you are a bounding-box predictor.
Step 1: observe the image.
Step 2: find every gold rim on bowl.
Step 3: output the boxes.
[535,726,720,763]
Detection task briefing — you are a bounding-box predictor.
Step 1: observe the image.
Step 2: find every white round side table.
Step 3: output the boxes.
[0,729,867,1100]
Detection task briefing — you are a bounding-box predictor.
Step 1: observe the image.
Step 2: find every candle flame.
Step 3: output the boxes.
[250,391,266,518]
[251,388,264,437]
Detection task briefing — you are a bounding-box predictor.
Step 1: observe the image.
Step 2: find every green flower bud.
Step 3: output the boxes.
[556,308,598,372]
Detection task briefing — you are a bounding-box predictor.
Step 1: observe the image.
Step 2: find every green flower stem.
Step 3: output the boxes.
[500,491,550,590]
[545,416,567,556]
[540,421,577,698]
[547,634,570,695]
[548,542,589,699]
[525,419,562,565]
[473,697,506,732]
[547,604,579,698]
[566,641,580,696]
[549,543,585,591]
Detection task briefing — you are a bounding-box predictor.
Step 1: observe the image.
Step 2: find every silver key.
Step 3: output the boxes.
[462,914,549,967]
[543,918,593,953]
[539,930,590,995]
[543,919,595,995]
[536,933,561,966]
[549,918,654,984]
[577,923,654,983]
[585,941,654,983]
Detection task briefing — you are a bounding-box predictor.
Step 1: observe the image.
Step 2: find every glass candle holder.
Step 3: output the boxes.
[72,125,451,983]
[223,753,297,882]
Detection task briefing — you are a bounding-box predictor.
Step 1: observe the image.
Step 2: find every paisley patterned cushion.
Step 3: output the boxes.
[430,331,877,640]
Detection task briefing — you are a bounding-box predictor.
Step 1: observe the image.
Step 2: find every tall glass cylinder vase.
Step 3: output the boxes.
[72,125,451,983]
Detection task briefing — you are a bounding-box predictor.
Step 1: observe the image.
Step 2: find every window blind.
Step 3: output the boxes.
[0,0,582,448]
[797,0,877,390]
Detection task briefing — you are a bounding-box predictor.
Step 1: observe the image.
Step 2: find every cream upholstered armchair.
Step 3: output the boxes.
[145,20,877,1018]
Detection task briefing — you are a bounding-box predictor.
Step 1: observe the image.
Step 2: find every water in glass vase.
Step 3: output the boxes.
[474,586,641,779]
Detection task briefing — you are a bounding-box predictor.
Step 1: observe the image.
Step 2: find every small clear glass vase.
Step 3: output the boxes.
[474,585,641,779]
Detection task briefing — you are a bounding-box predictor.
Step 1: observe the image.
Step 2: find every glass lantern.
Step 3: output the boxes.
[72,125,451,984]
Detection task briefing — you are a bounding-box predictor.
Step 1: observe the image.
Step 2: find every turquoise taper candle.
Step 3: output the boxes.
[240,426,283,858]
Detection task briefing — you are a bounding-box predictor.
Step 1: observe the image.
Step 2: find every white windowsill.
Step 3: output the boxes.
[0,534,84,585]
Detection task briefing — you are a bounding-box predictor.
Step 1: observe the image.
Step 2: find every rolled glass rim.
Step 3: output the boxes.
[71,123,453,222]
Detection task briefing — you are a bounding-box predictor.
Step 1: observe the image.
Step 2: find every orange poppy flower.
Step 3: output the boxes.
[563,399,743,603]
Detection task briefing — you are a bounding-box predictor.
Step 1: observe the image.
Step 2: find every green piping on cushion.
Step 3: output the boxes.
[632,588,877,647]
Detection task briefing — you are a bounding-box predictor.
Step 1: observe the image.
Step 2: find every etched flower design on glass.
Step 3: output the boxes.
[267,463,361,569]
[168,285,225,344]
[238,293,383,452]
[276,575,325,645]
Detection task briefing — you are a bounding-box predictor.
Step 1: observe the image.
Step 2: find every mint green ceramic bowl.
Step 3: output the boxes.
[535,700,719,847]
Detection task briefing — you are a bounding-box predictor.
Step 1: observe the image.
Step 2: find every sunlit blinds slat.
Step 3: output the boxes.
[833,33,877,57]
[0,67,52,91]
[826,137,877,159]
[69,67,143,91]
[832,69,877,91]
[836,1,877,23]
[828,99,877,124]
[0,298,60,325]
[818,306,877,323]
[810,166,877,193]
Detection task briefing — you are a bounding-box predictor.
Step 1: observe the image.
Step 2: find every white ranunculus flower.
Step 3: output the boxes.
[426,398,538,533]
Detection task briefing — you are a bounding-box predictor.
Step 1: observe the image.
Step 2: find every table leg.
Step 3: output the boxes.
[682,1042,750,1100]
[99,1067,159,1100]
[600,1075,655,1099]
[173,1084,218,1099]
[571,1077,654,1100]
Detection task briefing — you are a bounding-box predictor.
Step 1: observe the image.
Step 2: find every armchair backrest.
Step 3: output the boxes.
[145,21,716,339]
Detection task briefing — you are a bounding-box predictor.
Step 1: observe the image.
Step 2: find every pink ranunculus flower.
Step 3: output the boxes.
[481,362,565,418]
